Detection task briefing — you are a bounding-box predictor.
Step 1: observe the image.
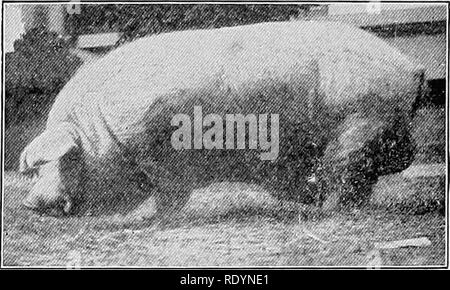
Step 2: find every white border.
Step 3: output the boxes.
[1,0,448,269]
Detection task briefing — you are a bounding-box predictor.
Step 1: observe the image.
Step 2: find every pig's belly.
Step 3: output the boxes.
[130,107,338,203]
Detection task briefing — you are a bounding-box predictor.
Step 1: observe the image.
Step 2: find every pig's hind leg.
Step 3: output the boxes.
[317,111,415,212]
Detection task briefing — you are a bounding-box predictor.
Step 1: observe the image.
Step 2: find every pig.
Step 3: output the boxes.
[19,21,424,216]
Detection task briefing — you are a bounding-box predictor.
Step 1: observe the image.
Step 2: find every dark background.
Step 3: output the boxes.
[4,4,315,128]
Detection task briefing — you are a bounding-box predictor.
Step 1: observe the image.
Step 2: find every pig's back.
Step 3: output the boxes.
[47,20,423,142]
[48,21,319,141]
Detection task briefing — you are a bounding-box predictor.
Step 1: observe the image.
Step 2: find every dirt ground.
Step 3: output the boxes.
[2,171,446,268]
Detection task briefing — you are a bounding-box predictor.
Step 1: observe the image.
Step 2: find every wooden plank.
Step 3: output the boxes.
[401,163,446,179]
[77,32,123,49]
[374,237,431,249]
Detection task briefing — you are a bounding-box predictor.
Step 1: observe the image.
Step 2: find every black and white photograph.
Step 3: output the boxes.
[1,0,448,270]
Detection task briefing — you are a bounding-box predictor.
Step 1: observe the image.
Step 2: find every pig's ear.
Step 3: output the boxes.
[19,123,80,173]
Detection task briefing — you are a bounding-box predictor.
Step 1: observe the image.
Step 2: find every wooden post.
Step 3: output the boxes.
[48,5,65,36]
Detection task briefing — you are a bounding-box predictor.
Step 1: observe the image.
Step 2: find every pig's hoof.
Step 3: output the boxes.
[321,191,341,213]
[299,204,328,221]
[22,197,70,217]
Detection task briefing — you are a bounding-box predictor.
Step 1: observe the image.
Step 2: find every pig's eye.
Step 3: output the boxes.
[60,150,81,171]
[24,168,39,181]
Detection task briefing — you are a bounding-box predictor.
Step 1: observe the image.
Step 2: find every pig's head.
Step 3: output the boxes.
[19,123,84,216]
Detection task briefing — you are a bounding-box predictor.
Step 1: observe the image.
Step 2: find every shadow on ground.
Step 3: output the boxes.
[2,171,446,267]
